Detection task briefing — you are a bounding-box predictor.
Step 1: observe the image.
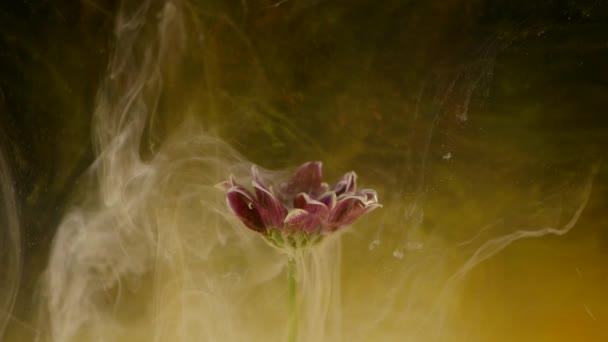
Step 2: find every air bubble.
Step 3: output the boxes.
[368,239,380,250]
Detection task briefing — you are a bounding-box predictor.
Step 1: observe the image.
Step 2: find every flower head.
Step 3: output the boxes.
[220,161,381,247]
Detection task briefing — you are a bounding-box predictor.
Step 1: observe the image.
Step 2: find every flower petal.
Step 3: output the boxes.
[294,193,329,220]
[281,161,324,198]
[328,194,365,225]
[333,202,381,228]
[283,208,308,227]
[357,189,379,205]
[318,191,337,210]
[333,171,357,196]
[319,182,330,194]
[327,191,381,231]
[253,180,287,228]
[284,208,324,234]
[226,187,266,232]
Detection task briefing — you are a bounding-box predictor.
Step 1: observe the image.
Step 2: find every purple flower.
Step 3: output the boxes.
[221,161,381,246]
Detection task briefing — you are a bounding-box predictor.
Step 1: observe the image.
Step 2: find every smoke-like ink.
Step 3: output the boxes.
[30,0,601,341]
[42,1,345,341]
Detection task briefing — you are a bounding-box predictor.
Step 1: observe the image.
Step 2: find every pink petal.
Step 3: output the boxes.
[333,171,357,196]
[318,191,337,210]
[284,208,308,226]
[284,208,324,234]
[226,187,266,232]
[319,182,330,194]
[253,180,287,228]
[281,161,324,198]
[327,190,381,230]
[357,189,379,205]
[328,195,365,225]
[294,193,329,220]
[333,202,381,228]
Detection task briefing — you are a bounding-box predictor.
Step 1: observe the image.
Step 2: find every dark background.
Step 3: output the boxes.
[1,0,607,332]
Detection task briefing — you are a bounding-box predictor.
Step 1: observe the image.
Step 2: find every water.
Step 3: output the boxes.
[1,0,607,341]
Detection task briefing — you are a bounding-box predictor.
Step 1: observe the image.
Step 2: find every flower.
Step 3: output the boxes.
[220,161,381,247]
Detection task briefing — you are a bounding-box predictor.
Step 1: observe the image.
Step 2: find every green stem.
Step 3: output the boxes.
[287,257,297,342]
